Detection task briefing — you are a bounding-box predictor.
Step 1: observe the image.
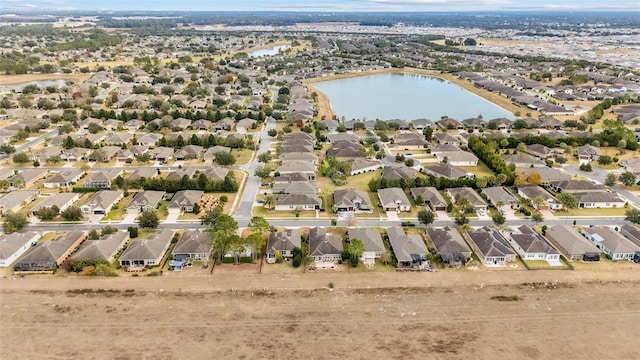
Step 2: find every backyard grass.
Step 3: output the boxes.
[102,193,135,221]
[522,259,570,270]
[232,148,254,165]
[560,207,627,217]
[460,160,495,179]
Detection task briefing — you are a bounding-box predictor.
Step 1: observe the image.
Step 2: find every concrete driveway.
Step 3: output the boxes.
[386,211,399,221]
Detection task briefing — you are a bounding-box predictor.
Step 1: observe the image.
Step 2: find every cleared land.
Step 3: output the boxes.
[1,270,640,359]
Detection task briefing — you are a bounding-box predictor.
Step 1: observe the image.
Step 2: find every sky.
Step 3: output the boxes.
[1,0,639,12]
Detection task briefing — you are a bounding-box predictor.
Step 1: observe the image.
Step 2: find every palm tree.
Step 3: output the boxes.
[532,195,545,209]
[263,194,276,210]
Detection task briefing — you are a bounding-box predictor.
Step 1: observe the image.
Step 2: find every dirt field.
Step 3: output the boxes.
[2,270,640,359]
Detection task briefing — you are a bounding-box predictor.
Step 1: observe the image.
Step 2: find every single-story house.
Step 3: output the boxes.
[482,186,520,210]
[425,227,472,267]
[31,193,80,215]
[0,231,41,267]
[410,187,447,211]
[620,224,640,248]
[347,158,383,175]
[347,228,385,266]
[465,227,515,266]
[581,226,640,261]
[422,164,472,180]
[8,168,47,188]
[517,185,562,211]
[83,169,122,188]
[167,190,204,215]
[387,226,428,269]
[446,187,487,211]
[172,230,213,261]
[381,166,415,181]
[70,231,129,263]
[125,191,166,215]
[119,229,174,269]
[377,188,411,212]
[14,231,87,271]
[436,151,478,166]
[308,227,343,264]
[274,194,322,211]
[505,226,561,265]
[43,168,85,188]
[80,190,124,215]
[503,154,546,168]
[545,225,601,261]
[266,228,301,263]
[0,190,40,215]
[333,188,372,213]
[576,144,601,162]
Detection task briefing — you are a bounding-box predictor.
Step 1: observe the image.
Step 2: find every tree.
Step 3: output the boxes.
[605,173,618,187]
[619,171,636,187]
[3,212,28,234]
[491,212,506,226]
[625,208,640,224]
[213,151,236,166]
[454,213,469,226]
[0,144,15,155]
[531,212,544,223]
[532,195,545,209]
[254,166,271,179]
[248,216,271,234]
[417,209,435,226]
[557,192,578,209]
[475,177,488,189]
[135,153,152,164]
[527,172,541,185]
[200,206,223,227]
[128,226,139,238]
[516,142,527,152]
[61,206,83,221]
[137,209,159,229]
[597,155,612,165]
[34,205,59,221]
[263,194,276,210]
[12,152,30,164]
[348,238,364,267]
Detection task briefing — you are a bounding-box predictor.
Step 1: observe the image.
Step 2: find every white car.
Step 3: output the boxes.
[478,209,486,216]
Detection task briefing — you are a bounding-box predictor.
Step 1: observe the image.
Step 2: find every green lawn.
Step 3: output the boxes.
[460,160,495,179]
[561,207,627,217]
[102,193,135,221]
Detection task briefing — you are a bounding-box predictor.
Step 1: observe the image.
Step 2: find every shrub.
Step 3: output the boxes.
[292,255,302,268]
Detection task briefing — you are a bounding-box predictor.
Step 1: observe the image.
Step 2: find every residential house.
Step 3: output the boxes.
[8,168,47,188]
[576,144,602,162]
[333,188,372,213]
[14,231,86,271]
[192,119,212,131]
[387,226,429,269]
[171,117,192,130]
[91,146,121,162]
[167,190,204,215]
[425,227,472,267]
[520,167,571,184]
[43,168,85,188]
[517,185,562,210]
[274,194,322,211]
[62,147,91,162]
[318,119,339,132]
[273,173,309,184]
[433,132,460,146]
[214,118,235,131]
[410,187,447,211]
[620,158,640,174]
[393,133,429,150]
[31,193,79,215]
[545,225,601,261]
[0,231,41,267]
[236,118,257,133]
[436,118,464,130]
[203,146,232,163]
[105,133,133,146]
[502,154,546,168]
[377,188,411,212]
[273,182,318,195]
[581,226,640,261]
[125,191,166,215]
[279,152,319,165]
[465,227,516,266]
[70,231,129,263]
[175,145,203,161]
[81,190,123,215]
[411,118,433,130]
[266,228,301,263]
[381,166,415,181]
[203,167,229,182]
[127,168,158,183]
[149,146,174,162]
[165,168,197,182]
[0,190,40,215]
[620,224,640,248]
[347,158,383,175]
[31,146,62,162]
[119,229,174,269]
[505,226,561,265]
[276,161,316,181]
[347,228,384,265]
[83,169,122,188]
[525,144,560,159]
[482,186,520,210]
[172,230,213,261]
[446,187,487,211]
[422,163,471,180]
[137,133,162,147]
[549,180,624,208]
[461,117,485,129]
[436,151,478,166]
[308,227,343,264]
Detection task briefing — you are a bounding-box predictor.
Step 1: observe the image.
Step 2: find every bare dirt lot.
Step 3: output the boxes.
[2,270,640,359]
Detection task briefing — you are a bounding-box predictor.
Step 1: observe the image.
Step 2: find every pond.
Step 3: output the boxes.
[311,72,514,121]
[3,80,68,92]
[248,45,291,57]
